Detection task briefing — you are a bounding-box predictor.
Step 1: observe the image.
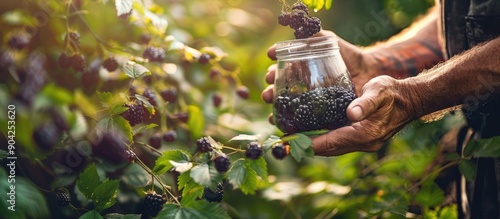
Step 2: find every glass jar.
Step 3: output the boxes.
[273,35,357,134]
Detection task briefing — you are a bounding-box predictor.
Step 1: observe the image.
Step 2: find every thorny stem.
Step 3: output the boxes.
[135,158,181,206]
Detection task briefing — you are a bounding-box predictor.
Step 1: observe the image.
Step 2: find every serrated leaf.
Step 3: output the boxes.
[111,115,133,141]
[459,160,476,181]
[80,210,103,219]
[170,160,193,173]
[121,163,150,188]
[229,134,261,142]
[158,202,230,219]
[77,163,101,199]
[103,213,142,219]
[187,105,204,139]
[153,150,192,174]
[288,134,314,162]
[414,181,445,207]
[132,123,158,135]
[134,94,155,115]
[178,172,205,206]
[123,61,151,79]
[371,192,408,216]
[109,105,128,116]
[190,163,223,188]
[263,135,281,152]
[246,157,268,181]
[92,179,120,211]
[115,0,133,16]
[97,91,114,108]
[0,177,50,219]
[227,159,259,194]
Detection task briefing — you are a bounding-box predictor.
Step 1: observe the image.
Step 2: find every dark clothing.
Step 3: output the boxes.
[441,0,500,218]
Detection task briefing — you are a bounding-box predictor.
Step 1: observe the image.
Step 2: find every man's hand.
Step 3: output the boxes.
[311,76,417,156]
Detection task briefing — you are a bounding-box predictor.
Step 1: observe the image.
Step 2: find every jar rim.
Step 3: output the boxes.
[275,36,339,58]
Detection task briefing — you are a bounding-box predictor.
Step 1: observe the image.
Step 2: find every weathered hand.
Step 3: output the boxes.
[312,75,417,156]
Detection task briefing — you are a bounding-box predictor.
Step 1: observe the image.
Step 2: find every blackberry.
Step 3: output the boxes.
[196,137,212,152]
[212,93,222,107]
[245,142,263,160]
[291,2,309,15]
[149,133,162,149]
[66,31,80,50]
[160,88,178,103]
[70,54,86,72]
[236,86,250,99]
[125,150,136,163]
[143,192,166,217]
[143,88,158,107]
[91,131,128,164]
[143,47,166,62]
[33,123,62,151]
[214,155,231,173]
[103,57,119,72]
[172,112,188,123]
[8,33,30,50]
[209,69,220,80]
[54,190,71,207]
[162,130,177,142]
[121,102,144,126]
[278,13,291,26]
[198,53,211,65]
[289,9,307,29]
[58,53,71,69]
[274,86,356,133]
[203,183,224,203]
[140,34,151,45]
[271,143,289,160]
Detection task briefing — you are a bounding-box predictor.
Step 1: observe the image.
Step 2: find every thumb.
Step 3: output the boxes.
[346,87,386,122]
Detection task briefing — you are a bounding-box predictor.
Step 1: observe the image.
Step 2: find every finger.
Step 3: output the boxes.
[346,83,387,122]
[267,44,277,60]
[265,64,276,84]
[268,113,275,125]
[261,85,274,104]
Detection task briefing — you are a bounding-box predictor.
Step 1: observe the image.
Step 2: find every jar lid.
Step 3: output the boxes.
[275,36,339,59]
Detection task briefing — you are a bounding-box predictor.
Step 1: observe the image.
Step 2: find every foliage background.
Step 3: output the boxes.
[0,0,468,218]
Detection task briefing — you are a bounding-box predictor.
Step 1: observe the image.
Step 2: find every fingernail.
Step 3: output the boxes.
[351,106,364,120]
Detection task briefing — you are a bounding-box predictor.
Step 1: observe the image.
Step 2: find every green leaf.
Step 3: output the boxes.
[92,179,120,211]
[246,157,268,181]
[458,160,476,181]
[109,105,128,116]
[325,0,333,10]
[227,158,259,194]
[97,92,114,108]
[371,192,408,216]
[158,202,230,219]
[263,135,281,153]
[153,150,192,174]
[190,163,223,189]
[103,213,142,219]
[229,134,261,142]
[288,133,314,162]
[178,171,205,206]
[123,61,151,79]
[414,181,445,207]
[121,163,150,188]
[0,176,50,219]
[80,210,103,219]
[0,149,8,159]
[187,105,204,139]
[95,116,133,142]
[466,136,500,157]
[77,163,101,199]
[132,123,158,135]
[115,0,133,16]
[134,94,154,115]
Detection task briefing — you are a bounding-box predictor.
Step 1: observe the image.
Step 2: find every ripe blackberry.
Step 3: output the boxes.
[160,88,178,103]
[66,31,80,50]
[291,2,309,15]
[143,192,166,217]
[103,57,119,72]
[8,33,30,50]
[203,183,224,203]
[172,112,188,123]
[70,54,86,72]
[289,9,307,29]
[162,130,177,142]
[212,93,222,107]
[55,190,71,207]
[245,142,263,159]
[58,53,71,69]
[33,123,62,151]
[143,88,158,107]
[214,154,231,173]
[196,137,212,152]
[198,53,211,65]
[278,13,291,26]
[149,133,162,149]
[236,86,250,99]
[121,102,144,126]
[91,132,128,164]
[125,150,136,163]
[271,143,290,160]
[143,47,166,62]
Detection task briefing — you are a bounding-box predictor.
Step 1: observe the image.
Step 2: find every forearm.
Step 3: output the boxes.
[362,6,444,79]
[406,36,500,118]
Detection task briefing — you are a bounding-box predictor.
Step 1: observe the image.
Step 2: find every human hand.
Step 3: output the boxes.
[311,75,417,156]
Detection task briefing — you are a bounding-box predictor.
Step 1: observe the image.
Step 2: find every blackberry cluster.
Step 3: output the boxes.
[203,183,224,203]
[143,46,166,62]
[274,85,356,134]
[54,190,71,207]
[143,192,166,217]
[196,137,212,152]
[214,155,231,173]
[121,102,144,126]
[278,2,322,39]
[103,57,119,72]
[245,142,263,160]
